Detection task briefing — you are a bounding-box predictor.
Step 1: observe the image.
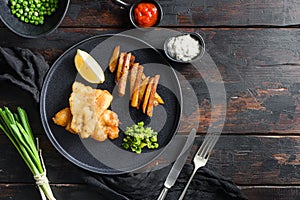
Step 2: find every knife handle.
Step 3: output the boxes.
[157,187,169,200]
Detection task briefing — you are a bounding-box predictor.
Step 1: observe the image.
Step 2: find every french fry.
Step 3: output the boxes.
[138,76,150,108]
[155,93,164,104]
[109,45,163,116]
[147,75,160,117]
[142,73,147,80]
[115,52,126,82]
[118,53,131,97]
[109,45,120,72]
[142,77,154,114]
[142,73,164,104]
[130,55,136,67]
[153,99,159,107]
[131,65,144,107]
[130,63,139,97]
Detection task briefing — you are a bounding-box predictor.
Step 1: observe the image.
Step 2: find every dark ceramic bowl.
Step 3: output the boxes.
[164,32,206,63]
[112,0,163,30]
[0,0,70,38]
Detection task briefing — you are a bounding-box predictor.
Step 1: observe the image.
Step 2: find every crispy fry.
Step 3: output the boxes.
[115,52,126,82]
[118,53,131,97]
[147,75,160,117]
[142,73,164,104]
[138,76,150,108]
[131,65,144,107]
[142,77,154,114]
[109,45,163,116]
[130,55,136,67]
[155,93,164,104]
[153,99,159,107]
[130,63,139,96]
[109,45,120,72]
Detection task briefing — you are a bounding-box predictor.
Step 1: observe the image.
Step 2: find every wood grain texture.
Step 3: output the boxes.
[241,186,300,200]
[0,184,101,200]
[45,0,300,27]
[1,0,300,28]
[64,0,300,27]
[0,2,300,197]
[2,184,300,200]
[1,134,300,186]
[0,28,299,134]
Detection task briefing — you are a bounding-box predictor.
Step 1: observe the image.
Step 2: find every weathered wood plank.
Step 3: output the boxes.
[194,28,300,134]
[2,184,300,200]
[1,28,299,134]
[62,0,300,27]
[1,135,300,185]
[241,186,300,200]
[0,184,101,200]
[1,0,300,28]
[0,134,86,183]
[202,135,300,185]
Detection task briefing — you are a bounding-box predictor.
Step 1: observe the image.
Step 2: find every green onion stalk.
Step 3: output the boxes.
[0,106,56,200]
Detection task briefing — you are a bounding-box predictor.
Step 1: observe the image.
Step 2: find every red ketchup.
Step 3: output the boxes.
[134,3,158,28]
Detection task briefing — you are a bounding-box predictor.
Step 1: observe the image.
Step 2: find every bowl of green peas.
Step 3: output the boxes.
[0,0,70,38]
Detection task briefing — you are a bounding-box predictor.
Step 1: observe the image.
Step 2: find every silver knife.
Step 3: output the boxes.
[157,128,196,200]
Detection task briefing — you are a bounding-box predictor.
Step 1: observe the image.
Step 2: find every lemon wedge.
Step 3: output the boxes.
[74,49,105,84]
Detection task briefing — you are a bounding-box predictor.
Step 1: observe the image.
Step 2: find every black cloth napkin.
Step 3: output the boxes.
[0,47,49,103]
[0,47,248,200]
[83,164,248,200]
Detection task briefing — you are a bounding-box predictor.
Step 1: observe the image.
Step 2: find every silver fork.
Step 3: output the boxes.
[178,132,221,200]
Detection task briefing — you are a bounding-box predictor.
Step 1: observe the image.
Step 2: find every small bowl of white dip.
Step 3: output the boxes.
[164,32,205,63]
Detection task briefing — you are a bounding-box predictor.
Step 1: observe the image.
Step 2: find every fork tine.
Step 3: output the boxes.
[179,132,221,200]
[198,136,213,158]
[198,133,220,158]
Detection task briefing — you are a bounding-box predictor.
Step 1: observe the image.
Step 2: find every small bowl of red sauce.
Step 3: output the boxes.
[131,0,163,28]
[112,0,163,29]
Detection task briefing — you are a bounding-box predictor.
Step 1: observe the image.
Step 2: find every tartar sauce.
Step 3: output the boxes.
[166,34,200,62]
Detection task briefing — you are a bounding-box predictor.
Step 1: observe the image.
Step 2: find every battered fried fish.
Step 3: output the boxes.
[52,82,120,141]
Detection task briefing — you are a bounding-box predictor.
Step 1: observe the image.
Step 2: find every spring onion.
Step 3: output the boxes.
[123,121,159,154]
[9,0,59,25]
[0,106,56,200]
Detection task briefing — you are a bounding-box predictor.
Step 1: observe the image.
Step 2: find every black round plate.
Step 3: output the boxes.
[0,0,70,38]
[40,34,182,174]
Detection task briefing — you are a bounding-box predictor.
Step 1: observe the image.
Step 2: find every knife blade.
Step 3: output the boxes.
[157,128,196,200]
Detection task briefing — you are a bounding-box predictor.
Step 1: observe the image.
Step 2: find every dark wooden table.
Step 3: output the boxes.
[1,0,300,199]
